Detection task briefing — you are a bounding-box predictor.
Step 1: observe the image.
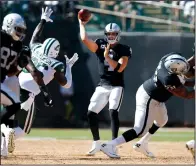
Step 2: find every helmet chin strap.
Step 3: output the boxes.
[107,34,119,44]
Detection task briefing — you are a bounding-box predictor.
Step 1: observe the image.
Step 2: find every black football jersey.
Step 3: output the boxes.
[95,38,132,87]
[1,30,23,82]
[143,53,184,102]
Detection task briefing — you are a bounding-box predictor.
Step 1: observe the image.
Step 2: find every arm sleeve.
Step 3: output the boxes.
[52,62,65,73]
[29,19,46,48]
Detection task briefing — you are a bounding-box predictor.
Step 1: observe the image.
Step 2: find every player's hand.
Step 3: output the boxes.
[17,46,31,69]
[40,86,54,107]
[104,43,110,58]
[65,53,79,68]
[44,96,53,107]
[78,17,90,26]
[78,19,88,25]
[41,7,53,22]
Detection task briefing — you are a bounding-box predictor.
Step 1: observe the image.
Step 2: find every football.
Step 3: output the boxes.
[78,9,91,22]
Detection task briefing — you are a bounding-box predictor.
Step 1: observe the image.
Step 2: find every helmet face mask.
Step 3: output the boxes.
[104,23,121,44]
[41,38,60,58]
[164,54,190,75]
[2,13,27,41]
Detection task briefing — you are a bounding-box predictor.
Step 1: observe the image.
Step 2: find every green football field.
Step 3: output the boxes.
[26,128,194,142]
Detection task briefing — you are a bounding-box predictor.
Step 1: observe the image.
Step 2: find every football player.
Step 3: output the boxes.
[1,12,53,157]
[100,53,194,158]
[2,7,78,154]
[78,15,132,155]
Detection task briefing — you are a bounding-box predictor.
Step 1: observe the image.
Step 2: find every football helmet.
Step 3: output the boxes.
[2,13,27,41]
[41,38,60,58]
[104,23,121,44]
[164,53,190,75]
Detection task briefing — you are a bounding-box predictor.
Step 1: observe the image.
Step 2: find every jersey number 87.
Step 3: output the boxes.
[1,46,18,70]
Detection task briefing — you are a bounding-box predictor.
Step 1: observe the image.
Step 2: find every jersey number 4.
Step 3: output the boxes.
[104,59,114,71]
[1,46,18,70]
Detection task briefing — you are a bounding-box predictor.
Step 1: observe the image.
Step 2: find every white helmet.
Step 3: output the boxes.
[2,13,27,41]
[41,38,60,58]
[164,53,190,75]
[104,23,121,44]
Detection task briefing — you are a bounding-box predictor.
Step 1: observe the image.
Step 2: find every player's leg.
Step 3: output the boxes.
[2,76,21,154]
[133,102,168,158]
[1,83,20,124]
[18,67,55,95]
[108,86,124,139]
[5,89,36,154]
[14,100,36,137]
[1,83,20,157]
[87,85,110,155]
[100,84,156,158]
[18,72,41,95]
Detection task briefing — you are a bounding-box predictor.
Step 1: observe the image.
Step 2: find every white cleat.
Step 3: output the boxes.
[1,133,8,158]
[133,142,155,158]
[86,141,101,156]
[186,140,195,157]
[4,128,15,154]
[100,143,120,159]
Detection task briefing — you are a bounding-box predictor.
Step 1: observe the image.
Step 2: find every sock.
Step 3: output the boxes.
[149,123,160,134]
[138,132,152,144]
[138,123,160,144]
[87,111,100,141]
[122,128,138,142]
[109,135,126,146]
[109,109,119,140]
[14,127,26,140]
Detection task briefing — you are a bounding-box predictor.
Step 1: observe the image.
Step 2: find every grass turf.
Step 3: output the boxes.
[26,128,194,142]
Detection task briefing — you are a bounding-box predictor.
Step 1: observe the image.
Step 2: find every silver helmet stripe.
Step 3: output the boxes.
[165,58,187,64]
[110,23,113,30]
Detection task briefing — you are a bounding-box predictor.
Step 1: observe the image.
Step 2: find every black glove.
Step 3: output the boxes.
[18,46,31,68]
[39,85,54,107]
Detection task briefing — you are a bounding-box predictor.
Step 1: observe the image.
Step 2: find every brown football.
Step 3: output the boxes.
[78,9,91,22]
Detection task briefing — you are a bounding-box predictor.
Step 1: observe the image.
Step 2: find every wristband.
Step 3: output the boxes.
[114,63,121,72]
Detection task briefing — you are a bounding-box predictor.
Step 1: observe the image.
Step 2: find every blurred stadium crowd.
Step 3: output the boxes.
[1,1,194,32]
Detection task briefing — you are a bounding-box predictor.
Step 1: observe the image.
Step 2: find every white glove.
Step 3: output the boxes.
[41,7,53,22]
[65,53,79,68]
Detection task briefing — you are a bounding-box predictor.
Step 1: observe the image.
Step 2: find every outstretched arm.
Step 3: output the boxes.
[54,53,79,88]
[78,17,98,53]
[30,7,53,47]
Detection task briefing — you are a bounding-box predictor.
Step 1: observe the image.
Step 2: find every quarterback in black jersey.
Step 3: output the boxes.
[79,16,132,155]
[1,13,53,157]
[100,53,194,159]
